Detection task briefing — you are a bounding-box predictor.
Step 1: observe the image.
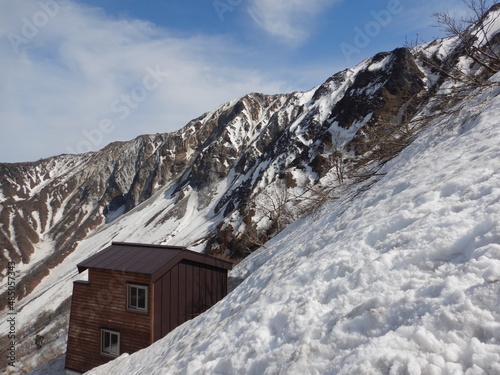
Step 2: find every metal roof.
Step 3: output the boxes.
[77,242,233,282]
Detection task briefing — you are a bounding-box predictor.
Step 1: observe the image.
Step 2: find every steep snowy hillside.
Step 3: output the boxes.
[2,5,499,373]
[87,75,500,375]
[1,46,434,373]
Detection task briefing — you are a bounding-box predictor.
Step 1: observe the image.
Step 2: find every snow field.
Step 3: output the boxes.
[86,82,500,374]
[0,48,410,357]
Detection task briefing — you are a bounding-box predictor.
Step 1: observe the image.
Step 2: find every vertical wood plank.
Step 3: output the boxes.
[170,264,179,329]
[178,262,187,324]
[153,280,161,341]
[161,271,171,336]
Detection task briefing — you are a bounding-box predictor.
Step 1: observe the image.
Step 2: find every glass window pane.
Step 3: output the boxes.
[138,288,146,309]
[110,333,119,355]
[130,286,137,307]
[103,332,110,352]
[128,285,147,310]
[102,331,119,356]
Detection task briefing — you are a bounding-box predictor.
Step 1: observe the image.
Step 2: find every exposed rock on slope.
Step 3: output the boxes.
[0,44,432,304]
[1,6,499,371]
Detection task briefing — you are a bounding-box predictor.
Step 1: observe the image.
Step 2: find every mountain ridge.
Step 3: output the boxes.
[87,71,500,375]
[1,7,500,371]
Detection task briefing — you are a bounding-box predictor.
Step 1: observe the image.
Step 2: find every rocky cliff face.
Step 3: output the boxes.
[1,9,499,370]
[0,39,484,302]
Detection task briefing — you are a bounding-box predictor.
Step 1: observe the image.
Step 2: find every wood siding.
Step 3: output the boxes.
[153,259,228,340]
[66,247,231,373]
[65,269,152,373]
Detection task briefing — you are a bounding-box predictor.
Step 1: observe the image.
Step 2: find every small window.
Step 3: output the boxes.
[101,329,120,357]
[127,284,148,312]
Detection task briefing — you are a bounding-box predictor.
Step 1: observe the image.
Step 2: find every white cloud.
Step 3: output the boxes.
[0,0,291,162]
[247,0,341,45]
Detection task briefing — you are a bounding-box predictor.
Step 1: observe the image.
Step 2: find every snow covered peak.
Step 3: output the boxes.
[3,11,500,373]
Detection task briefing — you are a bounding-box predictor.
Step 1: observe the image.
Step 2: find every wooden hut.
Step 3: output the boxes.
[65,242,232,374]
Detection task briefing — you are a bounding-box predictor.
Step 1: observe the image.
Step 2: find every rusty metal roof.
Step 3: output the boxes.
[77,242,232,282]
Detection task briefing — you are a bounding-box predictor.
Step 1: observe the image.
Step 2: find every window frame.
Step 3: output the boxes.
[101,329,120,357]
[127,283,148,313]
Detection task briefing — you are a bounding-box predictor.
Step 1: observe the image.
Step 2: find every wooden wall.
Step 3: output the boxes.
[65,269,152,373]
[153,259,228,340]
[66,260,229,373]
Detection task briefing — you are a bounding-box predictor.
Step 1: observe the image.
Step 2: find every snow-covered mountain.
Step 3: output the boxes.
[1,5,500,374]
[87,73,500,375]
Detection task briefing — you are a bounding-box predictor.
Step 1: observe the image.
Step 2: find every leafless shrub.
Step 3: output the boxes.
[428,1,500,87]
[257,180,297,234]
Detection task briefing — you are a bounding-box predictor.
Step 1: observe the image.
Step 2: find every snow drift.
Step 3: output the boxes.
[86,76,500,374]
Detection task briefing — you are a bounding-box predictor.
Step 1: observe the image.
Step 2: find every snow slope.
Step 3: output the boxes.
[0,46,431,373]
[86,79,500,374]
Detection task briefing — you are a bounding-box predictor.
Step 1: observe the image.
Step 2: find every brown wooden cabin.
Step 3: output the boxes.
[65,242,233,374]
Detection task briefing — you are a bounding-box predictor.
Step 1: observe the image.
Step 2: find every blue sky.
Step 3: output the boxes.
[0,0,471,162]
